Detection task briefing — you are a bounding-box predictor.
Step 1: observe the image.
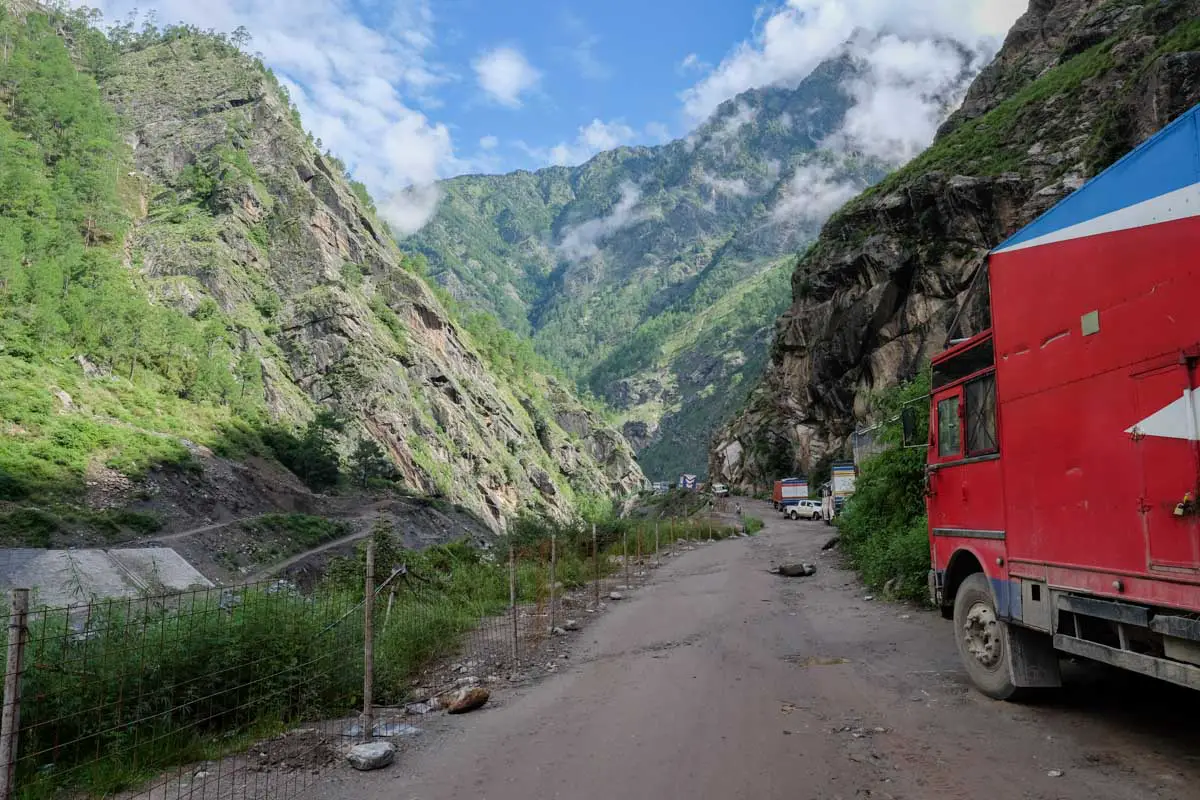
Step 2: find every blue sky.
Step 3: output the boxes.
[78,0,1026,233]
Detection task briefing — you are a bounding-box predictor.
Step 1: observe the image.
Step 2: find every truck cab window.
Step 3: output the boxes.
[965,374,998,454]
[937,397,961,457]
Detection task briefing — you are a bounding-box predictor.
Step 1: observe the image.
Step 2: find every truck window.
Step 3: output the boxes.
[965,373,998,454]
[937,397,961,457]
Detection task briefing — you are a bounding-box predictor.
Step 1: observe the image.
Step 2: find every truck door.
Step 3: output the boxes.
[1130,358,1200,572]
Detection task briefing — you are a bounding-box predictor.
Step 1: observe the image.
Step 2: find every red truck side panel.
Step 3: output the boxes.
[931,103,1200,617]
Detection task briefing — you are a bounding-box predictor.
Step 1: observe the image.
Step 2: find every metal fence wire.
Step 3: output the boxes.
[0,518,743,800]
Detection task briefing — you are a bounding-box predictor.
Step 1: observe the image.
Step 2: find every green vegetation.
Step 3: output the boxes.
[0,3,640,534]
[242,513,350,549]
[836,373,931,602]
[260,412,345,492]
[0,9,270,502]
[405,64,890,477]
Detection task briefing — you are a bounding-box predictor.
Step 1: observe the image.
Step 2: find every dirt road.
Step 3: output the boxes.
[323,500,1200,800]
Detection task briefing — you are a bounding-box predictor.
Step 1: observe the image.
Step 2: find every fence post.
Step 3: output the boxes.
[655,523,660,566]
[549,533,557,633]
[0,589,28,800]
[508,542,519,667]
[592,523,599,607]
[637,528,642,573]
[362,539,375,742]
[623,529,629,589]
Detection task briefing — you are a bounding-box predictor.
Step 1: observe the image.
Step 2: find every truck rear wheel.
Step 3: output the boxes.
[953,573,1019,700]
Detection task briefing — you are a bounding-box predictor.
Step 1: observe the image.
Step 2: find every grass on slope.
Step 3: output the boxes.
[0,9,273,503]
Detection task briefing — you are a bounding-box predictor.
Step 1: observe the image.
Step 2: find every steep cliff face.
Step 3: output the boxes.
[106,35,645,527]
[712,0,1200,489]
[0,4,641,537]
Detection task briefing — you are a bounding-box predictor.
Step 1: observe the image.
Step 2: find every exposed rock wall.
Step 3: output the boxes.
[103,36,643,528]
[712,0,1200,491]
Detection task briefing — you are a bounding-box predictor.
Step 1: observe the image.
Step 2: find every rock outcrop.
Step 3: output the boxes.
[102,35,643,528]
[712,0,1200,491]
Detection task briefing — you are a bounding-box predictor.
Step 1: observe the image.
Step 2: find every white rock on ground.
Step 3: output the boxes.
[564,619,580,631]
[609,591,624,600]
[347,742,395,771]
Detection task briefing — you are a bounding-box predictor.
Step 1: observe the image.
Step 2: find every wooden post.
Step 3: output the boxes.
[362,540,375,741]
[655,523,660,566]
[548,533,557,633]
[0,589,28,800]
[623,529,630,589]
[592,523,599,607]
[509,542,519,667]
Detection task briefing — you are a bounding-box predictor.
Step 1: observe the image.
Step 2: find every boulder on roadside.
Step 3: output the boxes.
[821,536,840,551]
[444,686,490,714]
[347,741,395,771]
[609,591,624,600]
[564,619,580,631]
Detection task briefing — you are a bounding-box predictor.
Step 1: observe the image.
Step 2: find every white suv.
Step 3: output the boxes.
[787,500,822,520]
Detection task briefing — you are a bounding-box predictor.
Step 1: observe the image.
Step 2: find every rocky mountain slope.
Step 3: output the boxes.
[0,3,643,537]
[711,0,1200,490]
[405,54,915,480]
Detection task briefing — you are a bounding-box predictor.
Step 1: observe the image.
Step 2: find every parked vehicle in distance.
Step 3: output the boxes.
[711,483,729,497]
[788,500,822,520]
[927,102,1200,698]
[772,477,808,511]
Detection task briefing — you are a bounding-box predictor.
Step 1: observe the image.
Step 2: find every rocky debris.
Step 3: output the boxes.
[772,563,817,578]
[346,741,395,771]
[343,722,422,738]
[405,700,438,715]
[551,626,568,636]
[444,687,490,715]
[609,591,624,600]
[564,619,580,631]
[821,536,840,551]
[1048,770,1064,778]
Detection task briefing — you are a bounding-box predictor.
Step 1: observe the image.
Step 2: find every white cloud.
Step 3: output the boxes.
[557,182,645,261]
[79,0,456,235]
[541,118,636,167]
[473,46,541,108]
[681,0,1028,122]
[679,52,709,73]
[771,162,864,223]
[826,35,982,163]
[645,121,672,144]
[479,135,499,150]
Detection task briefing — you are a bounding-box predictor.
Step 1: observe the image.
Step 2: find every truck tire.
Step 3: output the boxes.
[953,573,1019,700]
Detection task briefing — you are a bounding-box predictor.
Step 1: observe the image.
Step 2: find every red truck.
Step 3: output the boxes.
[927,102,1200,698]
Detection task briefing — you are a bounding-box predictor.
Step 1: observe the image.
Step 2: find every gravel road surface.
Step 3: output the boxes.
[320,500,1200,800]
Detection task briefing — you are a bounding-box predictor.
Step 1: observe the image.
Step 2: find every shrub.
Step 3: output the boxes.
[836,372,931,602]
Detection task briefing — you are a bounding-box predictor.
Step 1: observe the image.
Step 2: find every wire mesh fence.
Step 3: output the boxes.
[0,517,747,800]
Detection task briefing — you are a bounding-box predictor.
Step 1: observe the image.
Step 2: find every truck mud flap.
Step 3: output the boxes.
[1007,624,1061,688]
[1054,634,1200,691]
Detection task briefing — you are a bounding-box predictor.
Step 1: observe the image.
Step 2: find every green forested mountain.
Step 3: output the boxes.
[0,3,643,537]
[405,56,898,479]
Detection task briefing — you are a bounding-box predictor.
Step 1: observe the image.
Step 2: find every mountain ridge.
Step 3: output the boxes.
[404,36,986,478]
[0,2,643,541]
